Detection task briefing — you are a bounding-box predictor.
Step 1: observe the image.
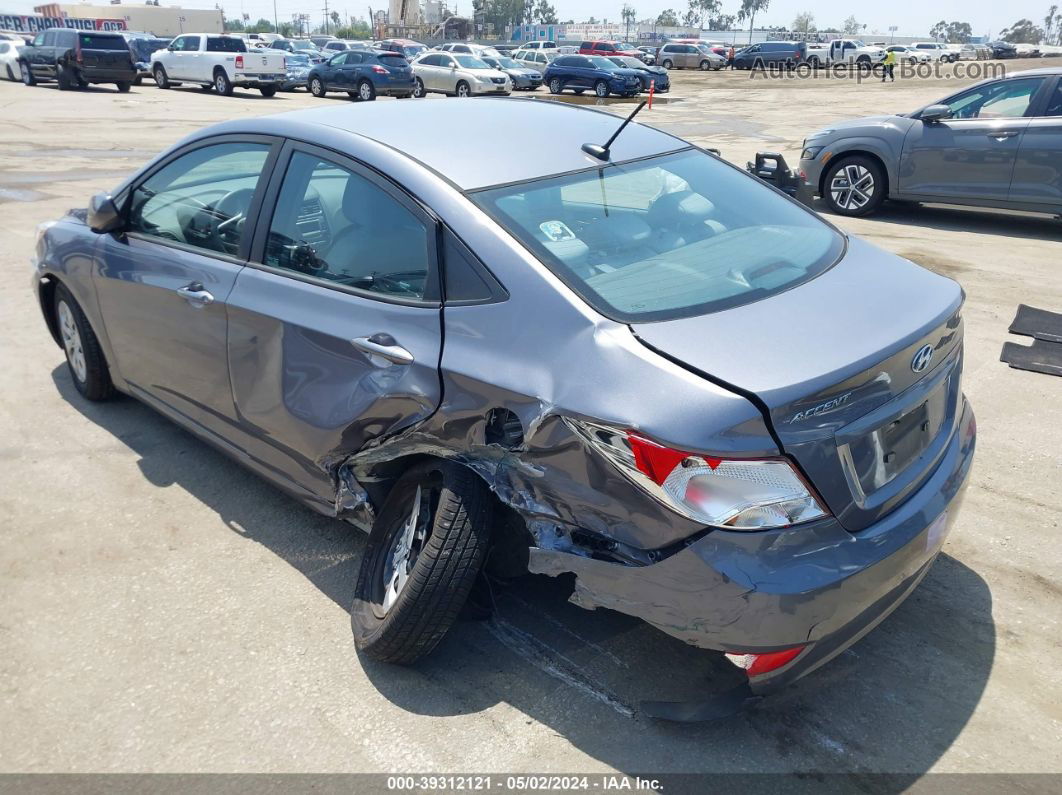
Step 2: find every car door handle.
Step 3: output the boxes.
[176,282,214,306]
[351,333,414,365]
[988,130,1021,140]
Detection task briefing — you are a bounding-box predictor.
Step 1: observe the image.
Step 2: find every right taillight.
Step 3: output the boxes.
[235,54,244,68]
[566,420,829,531]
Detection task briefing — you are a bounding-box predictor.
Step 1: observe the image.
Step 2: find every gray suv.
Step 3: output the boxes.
[800,68,1062,216]
[33,99,974,716]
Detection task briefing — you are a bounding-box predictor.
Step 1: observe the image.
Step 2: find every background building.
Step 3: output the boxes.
[33,2,221,35]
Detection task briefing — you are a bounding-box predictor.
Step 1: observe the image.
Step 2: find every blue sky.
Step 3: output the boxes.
[4,0,1050,39]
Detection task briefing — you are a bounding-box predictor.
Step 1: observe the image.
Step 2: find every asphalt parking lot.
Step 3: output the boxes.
[1,66,1061,781]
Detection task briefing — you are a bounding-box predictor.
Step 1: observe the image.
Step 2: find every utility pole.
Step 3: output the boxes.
[322,0,330,34]
[273,0,278,33]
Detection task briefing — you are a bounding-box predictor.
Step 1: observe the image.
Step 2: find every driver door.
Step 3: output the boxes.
[94,135,280,432]
[899,76,1047,200]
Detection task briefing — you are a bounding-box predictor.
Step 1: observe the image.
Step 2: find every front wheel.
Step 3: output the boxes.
[823,155,886,217]
[259,85,276,97]
[455,80,470,97]
[351,461,493,664]
[661,59,673,69]
[54,283,115,402]
[153,65,169,89]
[548,77,563,94]
[412,77,425,98]
[699,59,710,70]
[594,79,609,97]
[357,79,376,101]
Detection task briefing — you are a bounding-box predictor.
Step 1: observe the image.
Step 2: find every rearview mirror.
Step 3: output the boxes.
[921,104,953,122]
[88,192,123,234]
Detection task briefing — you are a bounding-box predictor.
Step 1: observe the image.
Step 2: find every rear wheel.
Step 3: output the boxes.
[115,81,131,92]
[54,283,115,402]
[412,77,425,97]
[594,79,609,97]
[455,80,470,97]
[153,65,169,88]
[357,79,376,101]
[199,82,213,91]
[20,61,35,85]
[549,77,563,94]
[309,76,326,97]
[351,461,493,664]
[214,69,233,96]
[259,85,276,97]
[823,155,886,217]
[4,64,13,81]
[133,74,143,86]
[56,63,74,90]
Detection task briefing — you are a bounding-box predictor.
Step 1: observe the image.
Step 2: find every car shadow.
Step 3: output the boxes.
[817,198,1062,242]
[53,365,995,782]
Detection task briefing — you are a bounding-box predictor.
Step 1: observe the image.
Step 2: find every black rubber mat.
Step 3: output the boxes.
[1000,339,1062,377]
[1009,304,1062,344]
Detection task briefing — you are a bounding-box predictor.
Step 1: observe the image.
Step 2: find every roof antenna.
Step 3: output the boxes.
[581,100,648,162]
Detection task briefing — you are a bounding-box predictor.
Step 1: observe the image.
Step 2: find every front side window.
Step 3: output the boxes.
[182,36,201,51]
[472,149,843,322]
[1045,82,1062,116]
[265,152,431,300]
[127,142,270,257]
[945,77,1045,119]
[454,55,489,69]
[328,52,348,65]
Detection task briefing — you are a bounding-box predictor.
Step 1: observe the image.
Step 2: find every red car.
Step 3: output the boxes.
[578,40,645,61]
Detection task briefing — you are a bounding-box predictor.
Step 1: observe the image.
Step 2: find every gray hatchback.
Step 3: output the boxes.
[800,68,1062,217]
[33,100,975,715]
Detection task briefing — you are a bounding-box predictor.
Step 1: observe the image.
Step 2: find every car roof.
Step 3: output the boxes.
[240,99,687,191]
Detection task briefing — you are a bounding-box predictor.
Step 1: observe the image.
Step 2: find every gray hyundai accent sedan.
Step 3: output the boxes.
[33,99,975,717]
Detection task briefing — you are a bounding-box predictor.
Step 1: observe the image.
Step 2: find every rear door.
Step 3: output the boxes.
[1009,77,1062,207]
[94,136,279,432]
[899,76,1048,200]
[225,142,443,504]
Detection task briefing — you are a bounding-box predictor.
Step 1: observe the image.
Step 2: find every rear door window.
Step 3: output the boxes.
[206,36,245,52]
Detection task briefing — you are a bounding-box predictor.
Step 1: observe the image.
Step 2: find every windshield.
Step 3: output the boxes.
[454,55,490,69]
[615,56,643,68]
[588,56,620,70]
[287,53,310,65]
[495,56,521,68]
[472,150,843,322]
[291,40,317,50]
[130,38,168,60]
[402,44,426,57]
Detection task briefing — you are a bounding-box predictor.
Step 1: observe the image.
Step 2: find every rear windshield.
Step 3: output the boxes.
[207,36,246,52]
[471,149,843,322]
[378,52,407,63]
[79,34,127,50]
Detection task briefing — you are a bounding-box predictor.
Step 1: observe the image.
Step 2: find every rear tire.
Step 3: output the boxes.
[351,461,493,664]
[133,74,143,86]
[213,69,233,96]
[53,283,115,402]
[259,85,276,97]
[20,61,35,85]
[56,63,73,90]
[153,65,169,89]
[115,81,131,92]
[357,78,375,101]
[823,155,886,217]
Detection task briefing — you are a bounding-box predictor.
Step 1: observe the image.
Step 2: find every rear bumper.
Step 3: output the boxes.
[80,68,137,82]
[377,78,416,96]
[530,396,975,693]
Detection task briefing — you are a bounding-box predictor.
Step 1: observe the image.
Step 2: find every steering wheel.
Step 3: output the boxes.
[213,188,255,254]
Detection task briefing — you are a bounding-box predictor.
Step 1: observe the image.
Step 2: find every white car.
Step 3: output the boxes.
[151,32,287,96]
[885,45,930,64]
[826,39,886,66]
[437,42,501,58]
[512,49,558,73]
[519,41,558,51]
[912,42,957,63]
[0,38,23,81]
[411,51,511,97]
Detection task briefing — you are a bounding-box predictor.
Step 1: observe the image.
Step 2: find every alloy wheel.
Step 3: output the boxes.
[359,81,372,100]
[376,485,430,617]
[58,301,87,383]
[830,164,875,211]
[457,82,470,97]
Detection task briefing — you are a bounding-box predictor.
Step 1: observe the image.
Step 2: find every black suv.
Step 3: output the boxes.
[19,28,136,91]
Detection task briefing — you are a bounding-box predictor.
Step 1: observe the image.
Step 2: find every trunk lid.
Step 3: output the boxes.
[238,50,287,74]
[632,237,965,532]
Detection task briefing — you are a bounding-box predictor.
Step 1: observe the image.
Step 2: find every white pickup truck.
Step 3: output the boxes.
[151,33,286,96]
[806,39,886,67]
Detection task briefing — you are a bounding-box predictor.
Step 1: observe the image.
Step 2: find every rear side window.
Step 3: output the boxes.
[207,37,245,52]
[472,149,843,323]
[265,151,432,300]
[79,34,128,50]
